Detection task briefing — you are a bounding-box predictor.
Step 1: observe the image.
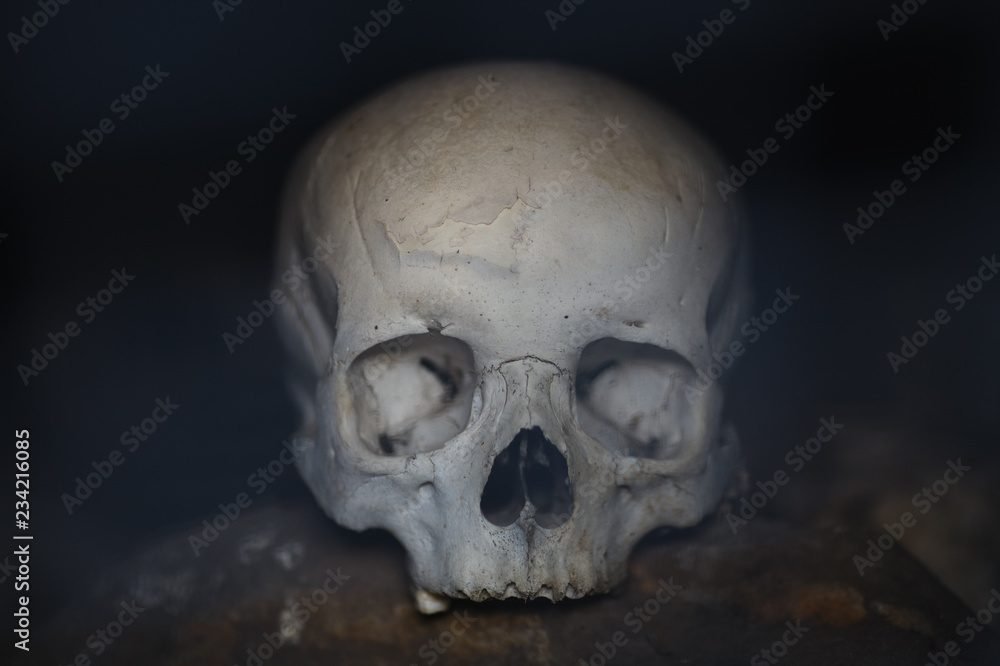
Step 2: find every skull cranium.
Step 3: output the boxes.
[275,62,750,612]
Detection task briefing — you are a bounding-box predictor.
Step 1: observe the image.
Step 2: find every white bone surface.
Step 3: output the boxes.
[275,62,751,611]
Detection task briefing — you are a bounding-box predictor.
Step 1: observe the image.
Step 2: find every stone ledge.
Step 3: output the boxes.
[37,499,1000,665]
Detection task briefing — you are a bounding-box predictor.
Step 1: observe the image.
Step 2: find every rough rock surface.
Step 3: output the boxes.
[38,499,1000,665]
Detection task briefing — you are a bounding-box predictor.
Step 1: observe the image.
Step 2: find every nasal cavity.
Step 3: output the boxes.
[480,427,573,529]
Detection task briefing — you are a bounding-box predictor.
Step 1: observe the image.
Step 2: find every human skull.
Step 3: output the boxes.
[274,62,750,612]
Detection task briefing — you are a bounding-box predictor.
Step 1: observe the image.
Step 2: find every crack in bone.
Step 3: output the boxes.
[386,197,536,271]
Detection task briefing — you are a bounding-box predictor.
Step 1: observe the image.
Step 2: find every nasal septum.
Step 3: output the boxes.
[479,426,573,529]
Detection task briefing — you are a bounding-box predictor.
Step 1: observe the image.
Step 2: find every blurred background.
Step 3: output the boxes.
[2,0,998,638]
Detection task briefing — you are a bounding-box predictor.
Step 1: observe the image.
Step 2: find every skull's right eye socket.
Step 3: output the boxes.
[348,333,475,456]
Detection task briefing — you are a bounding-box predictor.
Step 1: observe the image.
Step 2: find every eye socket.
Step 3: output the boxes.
[575,338,696,459]
[348,333,475,456]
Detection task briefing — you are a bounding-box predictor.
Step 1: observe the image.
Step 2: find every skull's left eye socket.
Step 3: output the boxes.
[574,338,697,459]
[348,333,476,456]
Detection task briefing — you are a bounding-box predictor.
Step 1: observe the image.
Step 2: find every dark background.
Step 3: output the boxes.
[2,0,998,641]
